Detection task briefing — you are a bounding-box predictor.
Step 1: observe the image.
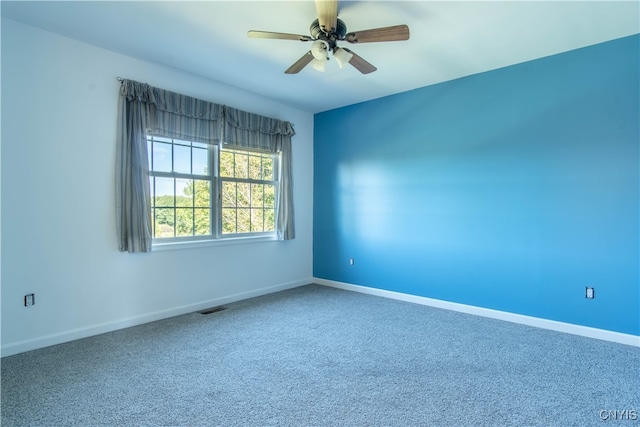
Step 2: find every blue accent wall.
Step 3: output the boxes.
[313,35,640,336]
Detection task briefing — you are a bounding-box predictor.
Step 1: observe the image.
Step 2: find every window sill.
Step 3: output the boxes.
[152,235,278,252]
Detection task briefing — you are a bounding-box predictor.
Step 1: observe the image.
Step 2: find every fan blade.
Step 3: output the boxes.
[315,0,338,33]
[285,51,314,74]
[345,25,410,44]
[248,30,313,42]
[342,48,377,74]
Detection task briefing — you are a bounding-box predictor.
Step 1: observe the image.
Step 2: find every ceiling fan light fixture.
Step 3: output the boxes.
[310,58,326,72]
[333,47,353,68]
[310,40,329,60]
[248,0,410,75]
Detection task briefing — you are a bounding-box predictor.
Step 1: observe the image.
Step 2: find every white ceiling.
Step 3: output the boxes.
[2,1,638,113]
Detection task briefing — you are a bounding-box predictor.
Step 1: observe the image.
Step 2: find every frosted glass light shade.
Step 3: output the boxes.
[333,48,353,68]
[311,40,329,60]
[311,58,326,72]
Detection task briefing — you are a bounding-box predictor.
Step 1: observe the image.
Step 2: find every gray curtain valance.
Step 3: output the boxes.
[150,86,223,144]
[116,78,296,252]
[119,80,295,149]
[120,80,224,144]
[222,106,296,152]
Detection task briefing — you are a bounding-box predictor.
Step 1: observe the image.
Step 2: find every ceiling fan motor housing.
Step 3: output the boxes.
[310,18,347,50]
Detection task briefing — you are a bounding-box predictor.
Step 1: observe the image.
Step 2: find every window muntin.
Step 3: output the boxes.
[147,136,278,243]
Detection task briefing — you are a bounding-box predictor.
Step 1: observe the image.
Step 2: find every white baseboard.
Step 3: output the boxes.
[1,278,312,357]
[314,278,640,348]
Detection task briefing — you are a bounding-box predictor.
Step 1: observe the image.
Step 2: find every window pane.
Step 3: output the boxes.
[155,177,174,206]
[155,208,175,238]
[174,144,191,174]
[192,147,208,175]
[193,180,210,207]
[237,208,251,233]
[265,209,275,231]
[176,179,192,207]
[222,208,236,234]
[248,154,261,180]
[235,153,249,179]
[262,156,274,180]
[176,208,193,236]
[237,183,250,207]
[251,209,264,232]
[220,151,234,177]
[264,184,276,208]
[194,208,211,235]
[251,184,264,207]
[222,181,236,207]
[153,142,172,172]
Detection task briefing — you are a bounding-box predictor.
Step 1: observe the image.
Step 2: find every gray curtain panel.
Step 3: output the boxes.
[275,134,295,240]
[116,79,296,252]
[116,80,154,253]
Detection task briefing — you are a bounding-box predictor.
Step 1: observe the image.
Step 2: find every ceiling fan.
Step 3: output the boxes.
[248,0,410,74]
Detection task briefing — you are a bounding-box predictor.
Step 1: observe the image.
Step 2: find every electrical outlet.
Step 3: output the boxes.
[24,293,35,307]
[349,258,355,266]
[585,287,595,299]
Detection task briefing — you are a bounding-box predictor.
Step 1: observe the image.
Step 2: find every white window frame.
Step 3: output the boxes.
[147,135,279,251]
[218,146,280,238]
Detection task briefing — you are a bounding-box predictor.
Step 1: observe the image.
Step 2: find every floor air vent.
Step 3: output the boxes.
[198,306,228,315]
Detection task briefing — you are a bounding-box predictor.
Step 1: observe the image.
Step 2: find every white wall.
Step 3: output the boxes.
[1,18,314,356]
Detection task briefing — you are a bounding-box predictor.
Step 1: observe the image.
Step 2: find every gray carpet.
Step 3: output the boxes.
[2,284,638,426]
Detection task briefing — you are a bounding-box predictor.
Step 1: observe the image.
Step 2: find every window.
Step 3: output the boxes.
[117,80,295,253]
[147,136,212,240]
[147,135,278,244]
[220,148,278,235]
